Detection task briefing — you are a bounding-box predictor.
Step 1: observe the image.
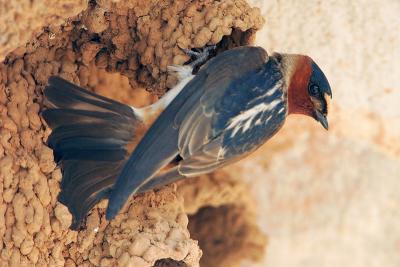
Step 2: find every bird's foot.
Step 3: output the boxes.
[182,45,216,70]
[168,45,216,81]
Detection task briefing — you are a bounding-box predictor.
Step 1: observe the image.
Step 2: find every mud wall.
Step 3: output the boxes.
[0,0,87,61]
[0,1,266,267]
[3,1,398,267]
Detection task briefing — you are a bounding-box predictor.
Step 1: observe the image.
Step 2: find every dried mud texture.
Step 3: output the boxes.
[0,0,265,266]
[0,0,87,61]
[178,172,268,267]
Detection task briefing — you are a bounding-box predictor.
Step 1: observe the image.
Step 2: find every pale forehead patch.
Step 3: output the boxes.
[310,96,322,111]
[324,93,331,114]
[310,92,330,115]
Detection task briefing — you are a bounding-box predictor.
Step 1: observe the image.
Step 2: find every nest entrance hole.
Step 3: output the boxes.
[188,204,267,267]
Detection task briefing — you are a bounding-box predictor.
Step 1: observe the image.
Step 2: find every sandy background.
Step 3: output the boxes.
[0,0,399,267]
[240,0,400,266]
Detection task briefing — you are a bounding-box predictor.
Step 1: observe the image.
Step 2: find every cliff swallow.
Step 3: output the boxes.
[42,46,332,229]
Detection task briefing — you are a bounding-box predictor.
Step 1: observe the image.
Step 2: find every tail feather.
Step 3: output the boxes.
[45,76,135,116]
[52,137,127,162]
[42,76,140,229]
[60,160,120,188]
[42,109,132,128]
[54,148,127,162]
[59,167,119,227]
[59,161,121,213]
[47,123,134,148]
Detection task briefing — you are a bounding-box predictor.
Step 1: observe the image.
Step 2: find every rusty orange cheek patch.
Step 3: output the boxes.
[287,56,314,116]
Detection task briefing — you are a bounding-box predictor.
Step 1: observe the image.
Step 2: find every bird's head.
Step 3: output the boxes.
[279,54,332,130]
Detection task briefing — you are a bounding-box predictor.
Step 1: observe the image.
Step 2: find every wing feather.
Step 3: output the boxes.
[178,137,228,176]
[177,50,286,176]
[106,46,270,218]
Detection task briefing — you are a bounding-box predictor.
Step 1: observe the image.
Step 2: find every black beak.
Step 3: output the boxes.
[315,110,329,130]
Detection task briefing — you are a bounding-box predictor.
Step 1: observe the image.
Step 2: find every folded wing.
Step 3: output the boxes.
[106,46,270,219]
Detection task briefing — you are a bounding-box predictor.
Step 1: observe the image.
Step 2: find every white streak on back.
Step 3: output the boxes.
[248,80,283,105]
[227,99,282,137]
[265,81,283,97]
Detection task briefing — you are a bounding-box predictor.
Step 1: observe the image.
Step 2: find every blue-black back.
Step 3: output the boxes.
[214,58,287,157]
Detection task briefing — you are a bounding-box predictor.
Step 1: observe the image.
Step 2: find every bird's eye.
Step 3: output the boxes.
[308,84,320,97]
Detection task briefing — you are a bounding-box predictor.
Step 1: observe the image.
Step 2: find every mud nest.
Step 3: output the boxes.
[0,0,267,266]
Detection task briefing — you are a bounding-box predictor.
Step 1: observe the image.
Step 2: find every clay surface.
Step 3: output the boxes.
[0,0,265,266]
[4,1,398,267]
[0,0,87,61]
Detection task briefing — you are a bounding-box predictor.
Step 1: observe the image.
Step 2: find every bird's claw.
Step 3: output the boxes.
[182,45,216,70]
[182,49,201,58]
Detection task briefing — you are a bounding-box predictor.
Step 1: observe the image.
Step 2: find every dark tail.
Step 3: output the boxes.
[42,76,141,230]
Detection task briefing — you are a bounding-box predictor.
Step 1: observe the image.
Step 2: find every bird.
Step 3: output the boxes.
[42,45,332,229]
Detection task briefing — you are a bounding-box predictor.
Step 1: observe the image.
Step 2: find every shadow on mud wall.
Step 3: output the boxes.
[188,205,267,267]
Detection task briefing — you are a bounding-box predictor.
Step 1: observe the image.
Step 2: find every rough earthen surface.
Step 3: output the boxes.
[0,0,265,266]
[0,0,87,61]
[178,172,268,267]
